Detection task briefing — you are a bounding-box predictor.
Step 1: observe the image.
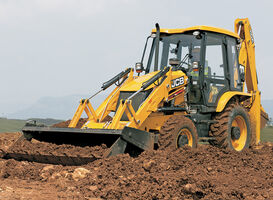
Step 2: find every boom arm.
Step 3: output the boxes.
[235,18,258,92]
[234,18,262,144]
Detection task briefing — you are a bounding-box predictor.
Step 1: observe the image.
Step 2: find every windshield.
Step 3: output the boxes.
[145,33,202,73]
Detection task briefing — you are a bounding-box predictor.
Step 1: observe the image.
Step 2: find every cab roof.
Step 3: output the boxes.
[152,25,239,39]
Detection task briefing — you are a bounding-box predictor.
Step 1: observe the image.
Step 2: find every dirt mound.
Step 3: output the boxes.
[1,117,110,166]
[51,116,112,128]
[52,118,88,128]
[4,138,107,165]
[74,145,273,199]
[0,132,21,151]
[0,133,272,199]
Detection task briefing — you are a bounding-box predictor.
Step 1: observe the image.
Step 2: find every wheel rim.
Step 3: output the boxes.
[176,128,193,148]
[231,115,247,151]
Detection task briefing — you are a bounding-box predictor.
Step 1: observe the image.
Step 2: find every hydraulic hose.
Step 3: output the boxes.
[142,67,170,90]
[101,68,132,90]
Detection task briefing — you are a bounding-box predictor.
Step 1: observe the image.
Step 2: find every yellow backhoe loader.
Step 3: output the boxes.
[10,18,268,163]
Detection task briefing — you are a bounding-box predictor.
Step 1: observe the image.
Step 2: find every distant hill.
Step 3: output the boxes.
[7,94,106,120]
[6,93,273,121]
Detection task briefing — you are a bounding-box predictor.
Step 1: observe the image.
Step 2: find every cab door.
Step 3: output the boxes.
[202,33,229,106]
[226,36,242,91]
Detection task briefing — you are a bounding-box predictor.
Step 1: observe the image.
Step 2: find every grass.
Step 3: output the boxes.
[0,118,26,133]
[0,118,62,133]
[261,126,273,142]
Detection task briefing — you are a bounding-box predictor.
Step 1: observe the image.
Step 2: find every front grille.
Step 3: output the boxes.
[116,90,151,121]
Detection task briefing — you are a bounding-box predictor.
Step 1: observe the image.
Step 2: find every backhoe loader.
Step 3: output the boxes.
[4,18,268,165]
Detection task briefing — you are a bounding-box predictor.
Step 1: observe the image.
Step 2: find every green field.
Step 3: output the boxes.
[0,118,62,133]
[0,118,26,132]
[261,126,273,142]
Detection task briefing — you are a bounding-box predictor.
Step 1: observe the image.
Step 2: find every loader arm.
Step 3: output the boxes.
[68,99,98,128]
[69,68,134,128]
[95,68,134,122]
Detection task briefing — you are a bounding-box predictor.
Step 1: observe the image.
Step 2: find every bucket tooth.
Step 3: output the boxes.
[104,137,128,157]
[105,127,155,157]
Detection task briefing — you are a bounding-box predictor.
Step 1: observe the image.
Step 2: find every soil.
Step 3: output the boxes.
[51,116,112,128]
[52,118,88,128]
[0,132,272,200]
[4,138,107,165]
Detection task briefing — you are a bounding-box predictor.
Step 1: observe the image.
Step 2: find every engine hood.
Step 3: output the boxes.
[120,70,188,92]
[120,71,159,91]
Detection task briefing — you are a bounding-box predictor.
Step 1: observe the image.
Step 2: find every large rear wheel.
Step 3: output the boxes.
[209,103,251,151]
[159,115,198,150]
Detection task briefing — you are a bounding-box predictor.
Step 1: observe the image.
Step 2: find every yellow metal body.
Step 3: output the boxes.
[231,115,248,151]
[177,128,193,148]
[234,18,263,144]
[216,91,252,112]
[68,99,98,128]
[69,18,265,146]
[152,25,239,38]
[69,68,188,133]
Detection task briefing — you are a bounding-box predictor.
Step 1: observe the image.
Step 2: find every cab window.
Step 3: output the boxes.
[205,36,225,80]
[204,34,227,104]
[227,37,241,90]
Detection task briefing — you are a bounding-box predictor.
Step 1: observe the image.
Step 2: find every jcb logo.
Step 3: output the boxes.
[171,77,184,88]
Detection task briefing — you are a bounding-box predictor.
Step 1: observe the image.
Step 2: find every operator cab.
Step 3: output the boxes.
[138,26,244,109]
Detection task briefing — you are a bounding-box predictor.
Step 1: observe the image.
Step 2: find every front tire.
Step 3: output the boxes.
[159,115,198,150]
[209,103,251,151]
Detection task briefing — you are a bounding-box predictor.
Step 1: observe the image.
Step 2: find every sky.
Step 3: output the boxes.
[0,0,272,115]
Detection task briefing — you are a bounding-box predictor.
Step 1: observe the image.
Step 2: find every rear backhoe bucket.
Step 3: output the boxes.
[2,124,155,165]
[260,108,269,130]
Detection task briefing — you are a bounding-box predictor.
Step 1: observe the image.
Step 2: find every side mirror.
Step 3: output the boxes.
[135,62,144,74]
[239,65,245,82]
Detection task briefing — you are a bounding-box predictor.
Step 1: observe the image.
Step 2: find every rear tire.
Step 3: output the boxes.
[209,103,251,151]
[159,115,198,150]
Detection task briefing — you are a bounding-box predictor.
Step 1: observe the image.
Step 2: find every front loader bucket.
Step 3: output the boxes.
[22,125,122,147]
[2,124,155,165]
